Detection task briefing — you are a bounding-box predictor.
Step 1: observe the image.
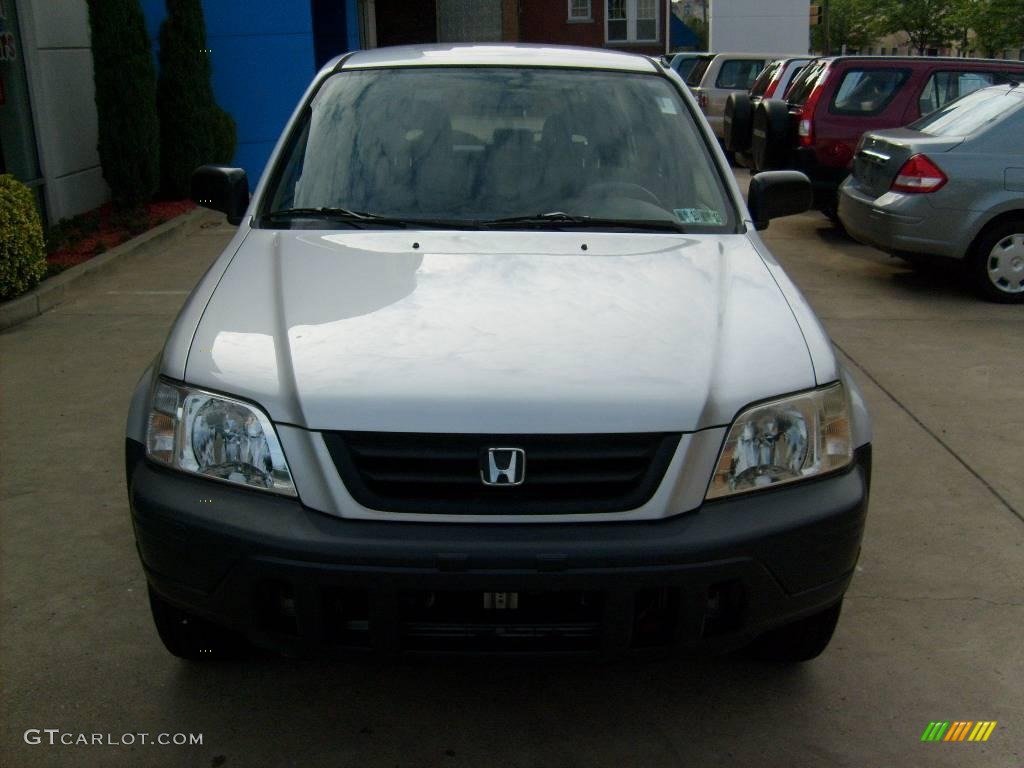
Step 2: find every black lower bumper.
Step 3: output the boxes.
[127,440,871,656]
[791,147,851,210]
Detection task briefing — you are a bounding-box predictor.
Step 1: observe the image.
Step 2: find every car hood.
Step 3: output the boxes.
[183,229,816,433]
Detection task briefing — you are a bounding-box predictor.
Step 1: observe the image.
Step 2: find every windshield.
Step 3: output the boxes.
[672,56,700,81]
[262,67,734,231]
[909,86,1022,136]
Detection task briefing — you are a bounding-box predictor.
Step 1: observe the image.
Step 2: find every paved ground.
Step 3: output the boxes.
[2,189,1022,768]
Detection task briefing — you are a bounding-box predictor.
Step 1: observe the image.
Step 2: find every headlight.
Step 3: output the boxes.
[146,380,296,496]
[706,383,852,500]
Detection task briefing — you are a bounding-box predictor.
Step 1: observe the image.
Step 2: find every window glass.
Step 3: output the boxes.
[786,60,828,105]
[781,64,806,97]
[635,0,657,40]
[569,0,591,20]
[750,61,781,97]
[673,57,699,80]
[910,86,1019,136]
[685,55,714,87]
[917,71,996,115]
[607,0,626,41]
[830,69,910,115]
[263,67,735,232]
[715,59,764,90]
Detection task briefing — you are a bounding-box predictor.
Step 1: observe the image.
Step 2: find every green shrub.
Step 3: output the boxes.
[87,0,160,209]
[157,0,237,197]
[0,175,47,301]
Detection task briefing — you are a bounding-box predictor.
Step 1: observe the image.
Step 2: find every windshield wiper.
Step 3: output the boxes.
[262,207,408,227]
[479,212,687,232]
[262,207,481,229]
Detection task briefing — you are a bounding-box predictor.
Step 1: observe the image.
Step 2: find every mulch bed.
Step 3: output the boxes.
[46,199,196,272]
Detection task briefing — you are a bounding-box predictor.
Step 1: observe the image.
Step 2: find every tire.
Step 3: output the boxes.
[750,99,790,171]
[968,218,1024,303]
[821,206,840,223]
[148,586,246,660]
[724,92,753,153]
[748,601,842,663]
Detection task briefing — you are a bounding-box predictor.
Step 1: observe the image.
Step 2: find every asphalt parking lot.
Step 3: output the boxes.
[2,175,1022,767]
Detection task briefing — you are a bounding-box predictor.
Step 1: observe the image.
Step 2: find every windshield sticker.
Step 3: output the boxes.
[674,208,724,225]
[656,96,678,115]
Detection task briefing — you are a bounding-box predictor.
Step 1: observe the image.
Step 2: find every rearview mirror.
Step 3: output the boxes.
[747,171,812,230]
[191,165,249,225]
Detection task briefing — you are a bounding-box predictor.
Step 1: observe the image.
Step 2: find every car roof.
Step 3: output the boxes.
[822,55,1024,66]
[979,82,1024,99]
[338,43,659,73]
[708,52,798,60]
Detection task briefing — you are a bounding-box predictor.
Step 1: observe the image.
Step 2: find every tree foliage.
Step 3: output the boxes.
[811,0,883,53]
[955,0,1024,56]
[86,0,160,209]
[686,17,709,52]
[156,0,237,198]
[874,0,962,53]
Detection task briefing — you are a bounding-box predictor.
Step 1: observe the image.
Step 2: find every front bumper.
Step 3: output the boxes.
[127,439,871,657]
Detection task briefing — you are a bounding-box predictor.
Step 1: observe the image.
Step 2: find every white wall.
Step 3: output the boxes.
[18,0,107,222]
[709,0,808,54]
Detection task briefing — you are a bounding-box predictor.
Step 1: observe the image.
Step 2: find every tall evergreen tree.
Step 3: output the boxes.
[156,0,236,198]
[87,0,160,209]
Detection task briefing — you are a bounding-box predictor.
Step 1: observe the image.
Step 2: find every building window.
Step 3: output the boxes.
[635,0,656,40]
[568,0,592,21]
[606,0,658,43]
[607,0,627,40]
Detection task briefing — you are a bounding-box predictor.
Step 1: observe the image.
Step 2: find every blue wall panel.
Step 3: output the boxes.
[206,31,315,186]
[140,0,350,187]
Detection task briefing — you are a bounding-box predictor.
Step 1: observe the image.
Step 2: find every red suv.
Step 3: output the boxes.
[747,56,1024,217]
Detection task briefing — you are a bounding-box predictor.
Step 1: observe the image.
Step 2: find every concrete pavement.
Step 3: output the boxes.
[1,194,1022,767]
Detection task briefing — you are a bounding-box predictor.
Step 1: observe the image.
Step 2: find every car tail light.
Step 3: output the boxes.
[891,154,948,193]
[698,92,709,110]
[796,75,827,148]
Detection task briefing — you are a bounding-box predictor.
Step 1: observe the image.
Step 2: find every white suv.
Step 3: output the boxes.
[126,44,871,662]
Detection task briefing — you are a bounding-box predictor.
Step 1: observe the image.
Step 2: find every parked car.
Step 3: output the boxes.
[665,51,705,82]
[126,44,872,662]
[686,52,796,144]
[839,84,1024,303]
[748,56,1024,217]
[725,56,813,161]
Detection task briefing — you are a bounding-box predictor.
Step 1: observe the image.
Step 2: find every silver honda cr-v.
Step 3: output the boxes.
[126,44,872,662]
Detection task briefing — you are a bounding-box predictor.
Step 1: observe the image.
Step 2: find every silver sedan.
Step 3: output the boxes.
[839,83,1024,303]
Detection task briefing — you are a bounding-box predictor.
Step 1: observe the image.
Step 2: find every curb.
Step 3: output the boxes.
[0,207,218,331]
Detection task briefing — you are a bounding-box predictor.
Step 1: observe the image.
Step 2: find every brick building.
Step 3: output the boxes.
[519,1,670,56]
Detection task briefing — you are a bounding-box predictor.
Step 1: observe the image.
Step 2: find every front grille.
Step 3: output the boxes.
[322,431,681,514]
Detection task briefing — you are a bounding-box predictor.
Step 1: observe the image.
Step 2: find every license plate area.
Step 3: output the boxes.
[483,591,518,610]
[399,590,604,652]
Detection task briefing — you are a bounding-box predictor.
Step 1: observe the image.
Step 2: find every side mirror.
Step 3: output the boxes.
[747,170,812,230]
[191,165,249,225]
